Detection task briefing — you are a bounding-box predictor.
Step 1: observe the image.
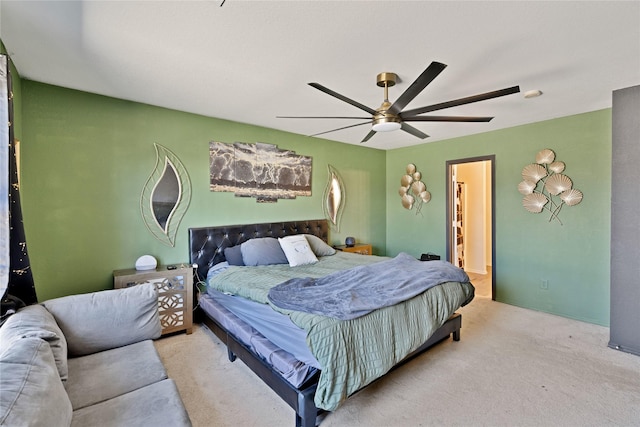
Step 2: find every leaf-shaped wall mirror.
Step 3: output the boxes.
[141,144,191,246]
[152,161,180,232]
[323,164,345,231]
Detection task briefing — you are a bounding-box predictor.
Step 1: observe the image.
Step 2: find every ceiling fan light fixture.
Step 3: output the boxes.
[372,116,401,132]
[372,121,402,132]
[524,89,543,99]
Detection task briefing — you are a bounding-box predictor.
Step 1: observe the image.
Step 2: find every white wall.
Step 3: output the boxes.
[456,161,488,274]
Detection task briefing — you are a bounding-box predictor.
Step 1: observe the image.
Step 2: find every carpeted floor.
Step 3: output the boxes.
[155,290,640,426]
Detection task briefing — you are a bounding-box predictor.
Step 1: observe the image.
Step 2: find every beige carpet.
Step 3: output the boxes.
[155,294,640,427]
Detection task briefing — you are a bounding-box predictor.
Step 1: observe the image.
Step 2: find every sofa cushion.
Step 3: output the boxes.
[70,379,191,427]
[65,340,168,410]
[0,337,73,426]
[0,304,69,381]
[42,283,161,356]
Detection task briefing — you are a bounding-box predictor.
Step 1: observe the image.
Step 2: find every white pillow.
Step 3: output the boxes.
[278,235,318,267]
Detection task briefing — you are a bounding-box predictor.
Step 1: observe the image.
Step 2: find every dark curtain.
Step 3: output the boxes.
[1,53,37,321]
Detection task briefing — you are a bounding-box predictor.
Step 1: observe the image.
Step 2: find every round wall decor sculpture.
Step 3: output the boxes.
[399,163,431,215]
[518,149,582,225]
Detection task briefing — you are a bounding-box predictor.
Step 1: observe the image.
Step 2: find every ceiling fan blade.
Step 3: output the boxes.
[308,83,378,115]
[361,130,377,143]
[389,61,447,115]
[309,120,373,138]
[277,116,371,119]
[401,122,429,139]
[401,86,520,117]
[403,115,494,122]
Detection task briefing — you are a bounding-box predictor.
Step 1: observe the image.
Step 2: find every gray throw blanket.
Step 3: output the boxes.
[267,252,470,320]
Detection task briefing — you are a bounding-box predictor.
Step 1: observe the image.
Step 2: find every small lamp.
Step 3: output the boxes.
[135,255,157,271]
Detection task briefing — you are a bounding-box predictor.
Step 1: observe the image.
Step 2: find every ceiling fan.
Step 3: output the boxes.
[278,61,520,143]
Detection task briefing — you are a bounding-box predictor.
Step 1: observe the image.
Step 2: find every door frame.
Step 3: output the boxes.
[445,155,496,300]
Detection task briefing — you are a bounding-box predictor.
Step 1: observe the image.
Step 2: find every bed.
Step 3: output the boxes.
[189,219,474,427]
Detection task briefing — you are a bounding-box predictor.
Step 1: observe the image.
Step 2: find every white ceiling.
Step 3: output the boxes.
[2,1,639,150]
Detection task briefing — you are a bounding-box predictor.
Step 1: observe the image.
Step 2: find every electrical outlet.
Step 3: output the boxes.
[540,279,549,290]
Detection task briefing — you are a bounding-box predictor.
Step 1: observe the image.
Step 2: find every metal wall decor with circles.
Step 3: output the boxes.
[399,164,431,215]
[518,149,583,225]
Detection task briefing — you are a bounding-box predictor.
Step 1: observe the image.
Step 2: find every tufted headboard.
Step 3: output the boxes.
[189,219,329,282]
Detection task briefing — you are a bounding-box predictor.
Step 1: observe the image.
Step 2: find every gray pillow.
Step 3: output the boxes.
[304,234,337,256]
[224,245,244,266]
[0,337,73,426]
[0,304,68,381]
[240,237,289,266]
[42,283,161,356]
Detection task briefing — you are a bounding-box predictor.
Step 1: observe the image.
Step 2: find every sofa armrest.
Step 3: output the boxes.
[42,283,161,356]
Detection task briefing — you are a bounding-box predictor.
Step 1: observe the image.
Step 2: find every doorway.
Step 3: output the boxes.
[446,156,495,300]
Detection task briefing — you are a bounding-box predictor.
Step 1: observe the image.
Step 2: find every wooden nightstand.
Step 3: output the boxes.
[336,244,373,255]
[113,265,193,335]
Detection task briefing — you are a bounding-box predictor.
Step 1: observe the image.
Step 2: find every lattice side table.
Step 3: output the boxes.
[113,265,193,335]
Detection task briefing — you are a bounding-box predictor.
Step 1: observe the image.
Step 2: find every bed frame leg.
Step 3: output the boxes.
[295,387,318,427]
[453,329,460,341]
[227,348,236,362]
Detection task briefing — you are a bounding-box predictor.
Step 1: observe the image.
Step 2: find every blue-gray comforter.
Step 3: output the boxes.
[267,252,470,320]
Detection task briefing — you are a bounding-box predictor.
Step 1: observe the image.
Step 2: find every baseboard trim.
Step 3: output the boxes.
[608,341,640,357]
[465,267,487,275]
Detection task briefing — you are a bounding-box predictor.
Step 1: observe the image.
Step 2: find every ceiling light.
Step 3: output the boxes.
[524,89,543,99]
[372,116,402,132]
[372,121,402,132]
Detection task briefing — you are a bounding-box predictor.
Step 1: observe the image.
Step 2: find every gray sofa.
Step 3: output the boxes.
[0,283,192,427]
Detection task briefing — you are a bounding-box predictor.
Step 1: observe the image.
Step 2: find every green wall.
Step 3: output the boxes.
[19,81,386,301]
[14,70,613,326]
[386,110,612,325]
